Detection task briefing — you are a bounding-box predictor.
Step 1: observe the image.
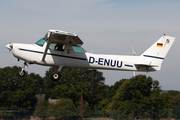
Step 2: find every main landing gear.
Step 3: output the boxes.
[50,65,64,81]
[51,71,61,81]
[18,62,28,77]
[17,62,63,81]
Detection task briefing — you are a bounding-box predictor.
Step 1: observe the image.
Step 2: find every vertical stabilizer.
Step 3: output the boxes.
[141,35,176,66]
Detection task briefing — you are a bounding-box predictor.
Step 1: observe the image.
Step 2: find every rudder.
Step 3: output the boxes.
[140,35,176,66]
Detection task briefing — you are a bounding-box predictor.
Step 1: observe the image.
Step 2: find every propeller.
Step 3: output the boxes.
[6,43,13,51]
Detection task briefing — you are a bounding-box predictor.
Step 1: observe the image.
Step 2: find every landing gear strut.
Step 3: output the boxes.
[18,62,28,77]
[50,65,64,81]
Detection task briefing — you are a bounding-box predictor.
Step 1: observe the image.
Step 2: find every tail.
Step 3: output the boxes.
[139,34,176,70]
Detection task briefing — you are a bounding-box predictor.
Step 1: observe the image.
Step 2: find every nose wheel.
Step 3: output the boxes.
[18,62,28,77]
[18,69,26,77]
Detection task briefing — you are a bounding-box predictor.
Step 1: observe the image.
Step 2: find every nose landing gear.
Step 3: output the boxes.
[18,62,28,77]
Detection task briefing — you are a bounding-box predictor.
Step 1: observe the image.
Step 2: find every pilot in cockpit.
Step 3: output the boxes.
[55,43,64,51]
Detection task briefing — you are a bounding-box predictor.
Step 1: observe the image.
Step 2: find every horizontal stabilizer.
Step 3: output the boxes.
[134,63,160,71]
[134,64,159,68]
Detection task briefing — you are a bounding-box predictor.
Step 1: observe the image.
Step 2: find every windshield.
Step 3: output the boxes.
[35,38,46,47]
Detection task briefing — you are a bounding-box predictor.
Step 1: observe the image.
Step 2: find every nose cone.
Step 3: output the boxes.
[6,44,13,50]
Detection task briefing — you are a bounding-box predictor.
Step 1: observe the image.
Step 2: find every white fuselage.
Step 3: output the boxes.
[10,42,157,72]
[6,30,175,74]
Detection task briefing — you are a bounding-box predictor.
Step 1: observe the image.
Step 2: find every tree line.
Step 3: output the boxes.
[0,66,180,119]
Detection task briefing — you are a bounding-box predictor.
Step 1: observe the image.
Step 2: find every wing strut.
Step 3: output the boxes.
[42,32,52,61]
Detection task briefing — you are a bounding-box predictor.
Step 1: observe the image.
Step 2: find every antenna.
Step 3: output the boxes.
[91,49,93,53]
[132,42,137,77]
[132,42,137,56]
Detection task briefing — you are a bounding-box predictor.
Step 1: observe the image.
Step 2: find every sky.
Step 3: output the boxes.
[1,0,180,90]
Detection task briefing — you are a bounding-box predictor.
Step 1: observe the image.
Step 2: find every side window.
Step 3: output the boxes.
[49,43,56,50]
[49,43,65,51]
[72,45,86,53]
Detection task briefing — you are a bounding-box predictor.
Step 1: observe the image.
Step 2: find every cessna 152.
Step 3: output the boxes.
[6,29,176,81]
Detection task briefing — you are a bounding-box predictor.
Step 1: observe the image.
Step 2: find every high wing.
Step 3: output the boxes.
[45,29,83,45]
[42,29,83,61]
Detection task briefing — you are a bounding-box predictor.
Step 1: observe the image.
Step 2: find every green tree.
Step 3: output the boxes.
[176,93,180,105]
[46,98,73,119]
[80,69,105,108]
[153,93,176,119]
[44,67,90,107]
[78,94,85,118]
[43,67,106,109]
[110,75,153,107]
[168,90,180,96]
[0,66,44,109]
[107,79,127,101]
[34,99,48,118]
[42,67,62,99]
[107,75,179,119]
[108,75,155,119]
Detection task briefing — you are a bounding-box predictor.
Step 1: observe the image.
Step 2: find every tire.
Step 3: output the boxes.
[51,71,61,81]
[18,69,26,77]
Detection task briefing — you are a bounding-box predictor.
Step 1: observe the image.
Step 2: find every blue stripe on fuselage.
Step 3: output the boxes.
[19,48,87,61]
[125,64,133,67]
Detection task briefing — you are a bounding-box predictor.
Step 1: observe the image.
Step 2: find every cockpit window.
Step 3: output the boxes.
[54,43,65,51]
[72,45,86,53]
[35,38,46,47]
[49,43,65,51]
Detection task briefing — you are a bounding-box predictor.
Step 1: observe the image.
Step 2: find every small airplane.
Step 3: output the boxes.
[6,29,176,81]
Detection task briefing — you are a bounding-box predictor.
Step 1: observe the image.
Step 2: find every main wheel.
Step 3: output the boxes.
[51,71,61,81]
[18,69,26,77]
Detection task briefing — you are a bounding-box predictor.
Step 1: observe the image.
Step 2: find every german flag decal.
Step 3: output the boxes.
[157,43,163,47]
